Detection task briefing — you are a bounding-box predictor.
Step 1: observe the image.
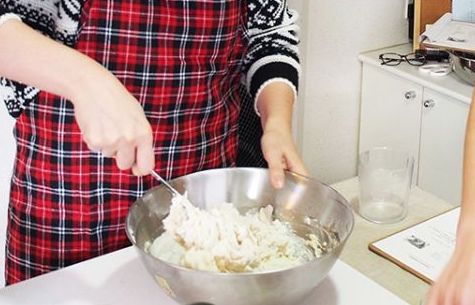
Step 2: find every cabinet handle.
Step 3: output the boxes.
[423,99,436,108]
[404,91,417,100]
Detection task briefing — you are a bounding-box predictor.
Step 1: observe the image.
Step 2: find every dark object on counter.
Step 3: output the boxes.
[415,48,450,62]
[449,50,475,85]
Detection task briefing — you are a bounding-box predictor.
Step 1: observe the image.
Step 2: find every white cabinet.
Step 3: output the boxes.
[418,88,468,204]
[359,45,472,205]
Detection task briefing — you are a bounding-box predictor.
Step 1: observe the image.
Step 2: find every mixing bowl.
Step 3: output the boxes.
[450,50,475,85]
[126,168,354,305]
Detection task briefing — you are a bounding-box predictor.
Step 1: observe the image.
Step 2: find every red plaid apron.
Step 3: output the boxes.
[6,0,246,284]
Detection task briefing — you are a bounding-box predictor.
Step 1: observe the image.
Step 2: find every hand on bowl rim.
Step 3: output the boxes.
[261,128,308,189]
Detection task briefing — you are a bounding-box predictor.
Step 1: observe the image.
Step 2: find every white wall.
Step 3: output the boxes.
[299,0,409,184]
[0,100,15,286]
[287,0,308,146]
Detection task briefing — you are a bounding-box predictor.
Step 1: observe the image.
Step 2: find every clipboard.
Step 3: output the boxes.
[369,207,460,284]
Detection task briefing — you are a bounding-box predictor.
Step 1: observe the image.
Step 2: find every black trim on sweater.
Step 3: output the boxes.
[249,61,298,100]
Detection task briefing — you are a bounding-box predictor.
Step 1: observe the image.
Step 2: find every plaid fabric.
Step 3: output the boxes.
[6,0,245,284]
[1,0,300,119]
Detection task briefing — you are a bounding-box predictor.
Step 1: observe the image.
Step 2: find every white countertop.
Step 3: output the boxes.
[0,246,408,305]
[358,43,473,104]
[334,178,454,305]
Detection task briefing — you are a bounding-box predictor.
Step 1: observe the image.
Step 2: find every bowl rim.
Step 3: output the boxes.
[125,167,355,276]
[450,50,475,60]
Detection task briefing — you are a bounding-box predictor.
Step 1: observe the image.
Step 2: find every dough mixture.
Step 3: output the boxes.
[146,195,325,272]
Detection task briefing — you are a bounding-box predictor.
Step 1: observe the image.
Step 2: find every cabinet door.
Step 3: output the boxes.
[359,64,423,177]
[418,88,469,204]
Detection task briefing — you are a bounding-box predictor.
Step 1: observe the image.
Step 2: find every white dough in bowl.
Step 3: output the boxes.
[146,194,323,273]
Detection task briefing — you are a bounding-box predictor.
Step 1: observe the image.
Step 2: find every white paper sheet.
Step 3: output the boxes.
[421,13,475,52]
[371,207,459,283]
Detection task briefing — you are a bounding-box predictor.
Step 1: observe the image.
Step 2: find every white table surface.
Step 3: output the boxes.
[0,246,408,305]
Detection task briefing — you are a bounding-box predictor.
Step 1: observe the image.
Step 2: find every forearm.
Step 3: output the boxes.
[256,82,294,133]
[458,90,475,241]
[0,19,107,103]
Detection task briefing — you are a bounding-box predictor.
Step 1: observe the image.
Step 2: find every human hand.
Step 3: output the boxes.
[255,81,307,188]
[261,125,307,189]
[426,229,475,305]
[70,67,154,176]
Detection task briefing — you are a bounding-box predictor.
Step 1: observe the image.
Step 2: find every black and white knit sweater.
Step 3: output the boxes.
[0,0,300,118]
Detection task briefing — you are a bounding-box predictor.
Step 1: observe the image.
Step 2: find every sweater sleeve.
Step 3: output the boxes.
[244,0,300,114]
[0,1,83,117]
[0,12,40,118]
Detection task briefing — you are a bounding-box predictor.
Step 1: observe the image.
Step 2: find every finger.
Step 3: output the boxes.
[115,145,135,171]
[84,135,102,153]
[284,149,308,176]
[101,147,117,158]
[426,289,440,305]
[425,285,441,305]
[131,165,141,176]
[86,144,102,154]
[264,149,286,189]
[461,289,475,305]
[134,135,155,176]
[83,130,120,155]
[444,284,458,305]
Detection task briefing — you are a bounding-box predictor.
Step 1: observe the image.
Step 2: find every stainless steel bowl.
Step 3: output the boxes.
[126,168,354,305]
[450,50,475,85]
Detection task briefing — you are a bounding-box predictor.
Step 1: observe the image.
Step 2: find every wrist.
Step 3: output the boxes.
[262,117,292,135]
[258,85,294,134]
[65,54,111,105]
